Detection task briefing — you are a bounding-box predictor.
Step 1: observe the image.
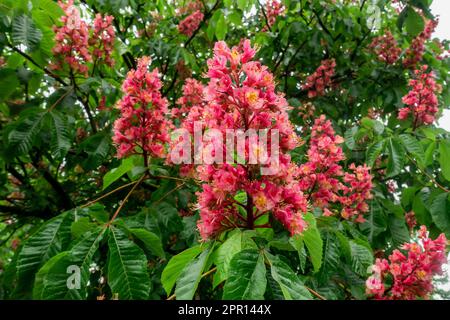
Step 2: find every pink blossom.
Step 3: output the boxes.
[403,19,438,68]
[303,59,336,98]
[398,65,441,127]
[366,226,447,300]
[178,10,204,37]
[113,57,172,159]
[369,31,401,64]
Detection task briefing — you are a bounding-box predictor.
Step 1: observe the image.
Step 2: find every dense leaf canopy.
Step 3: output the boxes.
[0,0,449,300]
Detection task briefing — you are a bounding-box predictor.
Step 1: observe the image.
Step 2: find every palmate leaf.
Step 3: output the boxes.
[13,210,75,297]
[107,227,150,300]
[8,107,47,155]
[12,14,43,51]
[32,227,106,299]
[222,249,267,300]
[266,253,313,300]
[46,110,73,160]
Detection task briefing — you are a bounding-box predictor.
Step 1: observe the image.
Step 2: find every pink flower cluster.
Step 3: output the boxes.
[51,0,115,76]
[113,57,172,159]
[303,59,336,98]
[369,31,401,64]
[366,226,448,300]
[403,19,438,68]
[178,10,204,37]
[297,116,373,222]
[261,0,286,32]
[90,14,115,67]
[398,65,441,127]
[172,78,205,120]
[178,39,307,239]
[176,0,203,16]
[51,0,91,75]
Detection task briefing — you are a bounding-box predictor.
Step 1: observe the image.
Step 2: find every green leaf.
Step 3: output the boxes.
[8,107,47,155]
[300,213,323,273]
[386,138,405,177]
[0,68,20,102]
[266,253,313,300]
[360,200,387,242]
[366,140,385,167]
[399,134,425,166]
[214,230,256,287]
[33,228,105,299]
[222,249,267,300]
[130,228,165,258]
[161,246,203,295]
[344,126,358,150]
[14,210,74,296]
[439,140,450,181]
[175,248,211,300]
[12,14,43,51]
[107,227,150,300]
[349,240,373,276]
[430,193,450,237]
[71,217,96,238]
[388,216,410,247]
[404,7,425,37]
[215,12,227,40]
[102,157,136,190]
[46,110,72,159]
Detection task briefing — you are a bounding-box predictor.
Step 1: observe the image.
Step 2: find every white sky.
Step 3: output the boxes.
[431,0,450,130]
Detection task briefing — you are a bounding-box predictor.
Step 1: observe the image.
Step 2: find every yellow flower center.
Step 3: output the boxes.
[246,91,259,105]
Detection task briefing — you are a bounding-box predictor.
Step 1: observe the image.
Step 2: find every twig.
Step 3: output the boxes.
[306,286,326,300]
[406,154,450,193]
[107,174,147,225]
[80,180,140,208]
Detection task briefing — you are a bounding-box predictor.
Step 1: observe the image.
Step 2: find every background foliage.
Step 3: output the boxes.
[0,0,449,300]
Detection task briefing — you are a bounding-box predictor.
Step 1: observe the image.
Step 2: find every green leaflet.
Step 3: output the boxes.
[33,227,106,299]
[175,248,212,300]
[130,228,165,258]
[13,210,74,297]
[12,14,43,51]
[222,249,267,300]
[266,253,313,300]
[107,227,151,300]
[161,246,203,296]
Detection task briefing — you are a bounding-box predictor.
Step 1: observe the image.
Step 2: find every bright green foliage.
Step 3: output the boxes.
[0,0,449,301]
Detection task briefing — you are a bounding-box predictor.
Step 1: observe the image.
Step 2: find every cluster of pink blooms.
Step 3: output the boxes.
[261,0,286,32]
[369,31,401,64]
[113,57,172,159]
[51,0,115,76]
[178,10,204,37]
[403,19,438,68]
[172,78,205,120]
[398,65,441,126]
[176,0,203,16]
[405,211,417,231]
[302,59,336,98]
[89,14,115,67]
[174,39,308,239]
[297,116,373,222]
[366,226,447,300]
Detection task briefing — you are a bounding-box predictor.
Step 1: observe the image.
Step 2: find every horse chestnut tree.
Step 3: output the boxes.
[0,0,449,301]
